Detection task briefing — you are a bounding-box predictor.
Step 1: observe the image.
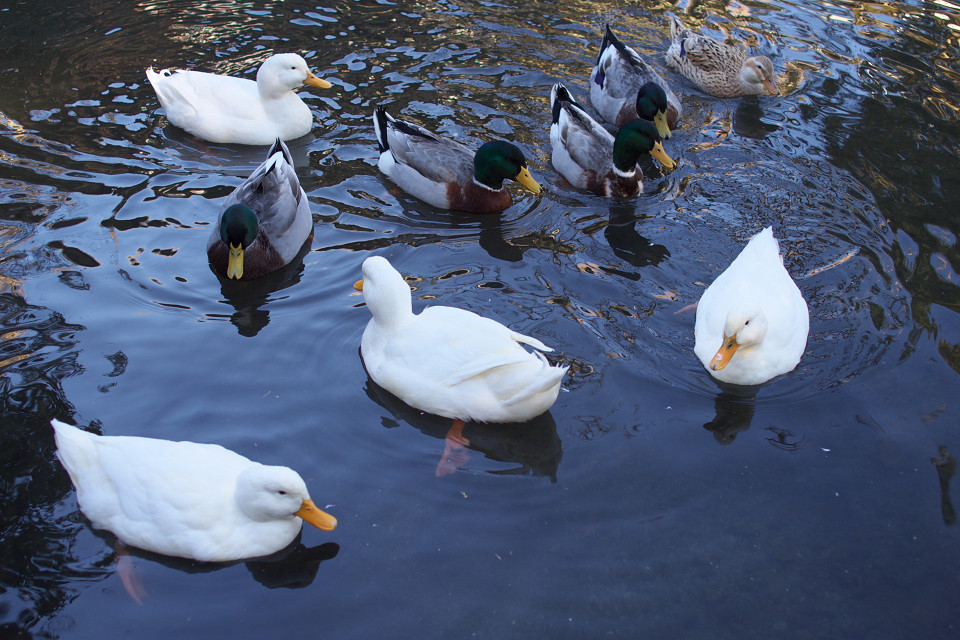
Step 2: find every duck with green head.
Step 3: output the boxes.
[373,107,541,214]
[207,138,313,280]
[590,24,682,137]
[550,83,676,198]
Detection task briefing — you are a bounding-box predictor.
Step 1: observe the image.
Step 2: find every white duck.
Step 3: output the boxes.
[51,419,336,563]
[146,53,332,145]
[355,255,567,424]
[694,227,808,386]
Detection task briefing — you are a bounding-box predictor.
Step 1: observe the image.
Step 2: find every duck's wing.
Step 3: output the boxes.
[226,139,306,239]
[597,26,665,96]
[375,109,474,184]
[147,68,262,120]
[676,31,743,74]
[552,85,615,173]
[382,306,551,385]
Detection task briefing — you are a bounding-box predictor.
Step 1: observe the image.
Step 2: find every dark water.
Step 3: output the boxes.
[2,0,959,637]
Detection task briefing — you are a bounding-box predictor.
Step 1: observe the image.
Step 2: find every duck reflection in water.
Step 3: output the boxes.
[932,446,956,526]
[603,203,670,272]
[214,240,310,337]
[733,100,780,140]
[702,385,758,445]
[363,376,563,482]
[100,532,340,601]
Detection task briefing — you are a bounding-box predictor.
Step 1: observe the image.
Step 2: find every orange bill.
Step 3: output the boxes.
[296,499,337,531]
[710,333,740,371]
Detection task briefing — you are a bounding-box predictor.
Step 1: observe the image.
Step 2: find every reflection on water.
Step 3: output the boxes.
[212,239,312,337]
[364,376,563,482]
[932,445,956,526]
[2,0,960,637]
[0,294,103,637]
[703,389,757,445]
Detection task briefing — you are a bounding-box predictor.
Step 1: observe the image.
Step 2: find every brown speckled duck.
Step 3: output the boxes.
[665,16,780,98]
[373,107,541,214]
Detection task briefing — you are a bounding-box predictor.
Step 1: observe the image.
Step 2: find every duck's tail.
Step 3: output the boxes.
[51,419,99,489]
[373,107,392,153]
[266,137,293,167]
[550,83,579,125]
[669,16,691,43]
[598,24,618,64]
[503,352,568,406]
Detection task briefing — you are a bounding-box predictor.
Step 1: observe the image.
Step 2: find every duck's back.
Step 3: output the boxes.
[366,306,564,422]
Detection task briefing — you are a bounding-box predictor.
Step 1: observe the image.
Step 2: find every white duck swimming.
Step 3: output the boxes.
[146,53,332,145]
[355,255,567,424]
[694,227,808,386]
[206,138,313,280]
[51,419,336,563]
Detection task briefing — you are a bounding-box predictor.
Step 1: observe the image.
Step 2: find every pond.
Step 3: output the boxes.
[2,0,959,638]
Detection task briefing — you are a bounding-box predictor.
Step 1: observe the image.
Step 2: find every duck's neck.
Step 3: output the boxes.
[368,285,415,332]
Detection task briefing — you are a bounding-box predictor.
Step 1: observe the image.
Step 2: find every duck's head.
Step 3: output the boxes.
[259,53,332,95]
[354,255,414,326]
[711,307,769,371]
[741,56,779,96]
[612,120,677,176]
[473,141,542,195]
[220,204,259,280]
[635,82,671,140]
[235,465,337,531]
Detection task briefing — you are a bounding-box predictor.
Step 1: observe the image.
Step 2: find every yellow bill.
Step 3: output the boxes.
[710,333,740,371]
[763,79,780,96]
[654,110,671,140]
[650,142,676,170]
[296,499,337,531]
[227,243,244,280]
[353,279,364,291]
[304,70,333,89]
[514,167,542,194]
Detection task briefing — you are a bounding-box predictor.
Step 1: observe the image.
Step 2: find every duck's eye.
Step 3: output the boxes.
[278,490,287,495]
[744,320,750,325]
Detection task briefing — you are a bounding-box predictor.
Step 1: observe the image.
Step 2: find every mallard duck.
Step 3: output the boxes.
[355,255,567,423]
[51,419,337,563]
[146,53,332,145]
[694,227,809,386]
[372,107,541,214]
[207,138,313,280]
[590,24,682,137]
[550,83,675,198]
[665,16,780,98]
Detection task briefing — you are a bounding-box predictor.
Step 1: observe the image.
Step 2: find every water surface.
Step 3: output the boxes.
[2,0,959,638]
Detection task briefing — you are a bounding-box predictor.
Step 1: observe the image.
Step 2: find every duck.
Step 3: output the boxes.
[550,83,676,198]
[51,419,337,563]
[372,107,541,214]
[355,255,567,424]
[665,16,780,98]
[146,53,332,145]
[590,24,682,137]
[694,227,809,386]
[207,138,313,280]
